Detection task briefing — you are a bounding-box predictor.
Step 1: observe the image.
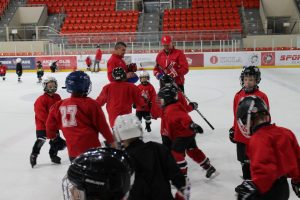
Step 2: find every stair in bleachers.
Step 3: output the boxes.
[294,0,300,13]
[244,8,264,35]
[174,0,191,9]
[38,14,65,40]
[116,0,132,11]
[0,0,27,41]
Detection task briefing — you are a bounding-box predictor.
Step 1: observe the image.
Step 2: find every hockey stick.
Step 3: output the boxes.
[155,64,215,130]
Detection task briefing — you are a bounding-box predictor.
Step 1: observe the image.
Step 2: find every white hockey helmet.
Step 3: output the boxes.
[139,71,150,84]
[139,71,150,79]
[114,113,143,141]
[16,58,22,63]
[43,76,58,93]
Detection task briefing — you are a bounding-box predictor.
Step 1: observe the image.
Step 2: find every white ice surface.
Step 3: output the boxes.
[0,68,299,200]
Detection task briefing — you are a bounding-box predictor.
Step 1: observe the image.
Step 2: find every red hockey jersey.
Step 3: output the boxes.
[136,83,156,112]
[153,48,189,85]
[232,89,269,144]
[163,102,195,140]
[85,57,92,66]
[151,91,193,137]
[46,96,114,158]
[0,65,7,75]
[96,81,145,127]
[34,93,61,130]
[107,54,128,82]
[95,49,102,61]
[248,124,300,194]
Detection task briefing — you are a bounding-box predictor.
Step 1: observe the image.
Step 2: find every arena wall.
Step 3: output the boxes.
[1,51,300,71]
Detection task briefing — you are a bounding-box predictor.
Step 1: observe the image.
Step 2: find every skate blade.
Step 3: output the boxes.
[206,171,220,180]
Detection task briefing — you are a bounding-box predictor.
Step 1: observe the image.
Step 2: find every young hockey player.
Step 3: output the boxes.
[153,74,198,151]
[96,67,145,128]
[36,61,44,83]
[85,56,92,71]
[62,148,134,200]
[30,77,64,168]
[46,71,115,161]
[135,71,156,132]
[229,66,269,180]
[235,96,300,200]
[114,113,190,200]
[16,58,22,82]
[50,60,58,73]
[157,85,217,179]
[0,62,7,81]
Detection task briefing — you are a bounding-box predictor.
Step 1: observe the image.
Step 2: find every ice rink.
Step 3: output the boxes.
[0,68,299,200]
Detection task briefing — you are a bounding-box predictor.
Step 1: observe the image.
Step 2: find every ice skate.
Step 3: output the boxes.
[205,165,219,179]
[3,77,5,81]
[30,154,37,168]
[50,155,61,164]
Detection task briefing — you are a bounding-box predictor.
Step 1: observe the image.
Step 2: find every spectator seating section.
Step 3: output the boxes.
[0,0,10,17]
[192,0,259,9]
[162,0,260,41]
[27,0,139,34]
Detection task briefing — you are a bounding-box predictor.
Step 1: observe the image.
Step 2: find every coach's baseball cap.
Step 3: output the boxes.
[161,35,172,45]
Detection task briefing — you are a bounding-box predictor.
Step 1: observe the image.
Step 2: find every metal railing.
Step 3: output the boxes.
[246,19,300,35]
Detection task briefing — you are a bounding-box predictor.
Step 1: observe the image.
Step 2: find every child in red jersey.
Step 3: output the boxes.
[30,77,63,168]
[96,67,145,128]
[0,62,7,81]
[157,85,217,179]
[235,96,300,200]
[229,66,270,180]
[85,56,92,71]
[46,71,115,161]
[135,71,156,132]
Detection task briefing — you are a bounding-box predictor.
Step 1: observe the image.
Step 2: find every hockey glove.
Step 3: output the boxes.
[190,122,203,134]
[189,102,198,110]
[229,127,236,143]
[292,179,300,198]
[156,72,164,80]
[127,76,139,83]
[50,135,66,151]
[127,63,137,72]
[235,180,258,200]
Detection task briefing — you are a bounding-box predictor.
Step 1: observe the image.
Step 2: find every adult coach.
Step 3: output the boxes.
[153,35,189,92]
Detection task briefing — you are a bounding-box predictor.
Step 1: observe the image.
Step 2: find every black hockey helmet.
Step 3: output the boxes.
[64,148,134,200]
[159,74,175,88]
[240,66,261,86]
[158,85,178,107]
[236,96,269,138]
[112,67,127,81]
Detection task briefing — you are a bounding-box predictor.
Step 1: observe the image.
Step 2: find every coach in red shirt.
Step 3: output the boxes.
[107,42,138,83]
[153,36,189,92]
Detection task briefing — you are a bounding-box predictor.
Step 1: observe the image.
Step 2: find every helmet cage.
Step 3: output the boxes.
[43,77,58,94]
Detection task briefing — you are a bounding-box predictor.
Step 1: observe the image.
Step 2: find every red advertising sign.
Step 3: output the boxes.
[185,53,204,67]
[36,56,77,70]
[261,52,275,66]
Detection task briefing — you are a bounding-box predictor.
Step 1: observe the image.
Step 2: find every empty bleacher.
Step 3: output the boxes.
[27,0,139,34]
